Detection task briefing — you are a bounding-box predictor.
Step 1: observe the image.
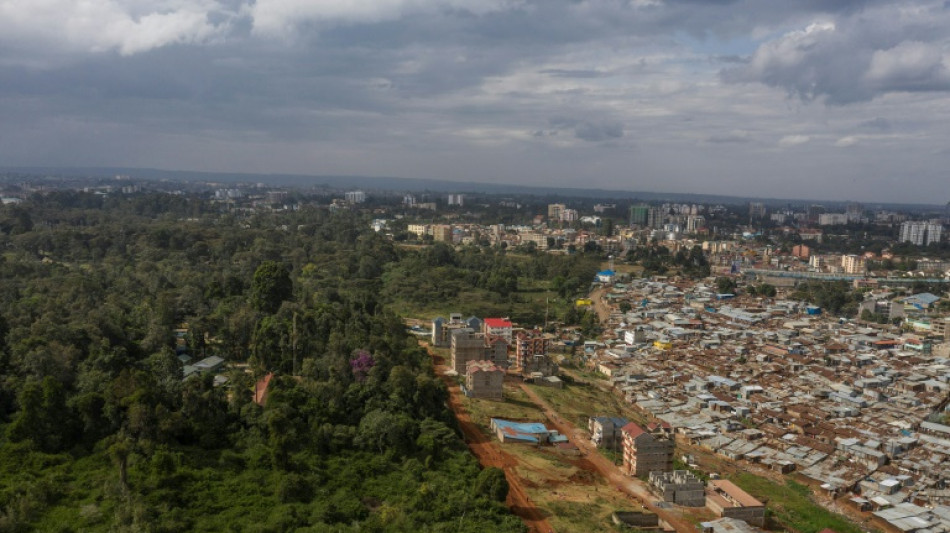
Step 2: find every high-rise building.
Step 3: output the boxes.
[547,203,566,220]
[344,190,366,203]
[900,221,943,246]
[749,202,766,218]
[630,204,649,226]
[686,215,705,233]
[432,224,453,242]
[447,194,464,206]
[647,207,664,229]
[560,208,579,222]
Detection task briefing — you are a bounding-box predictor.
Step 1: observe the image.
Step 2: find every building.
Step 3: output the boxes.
[491,419,555,444]
[447,194,464,206]
[932,317,950,341]
[841,254,866,275]
[483,318,513,343]
[686,215,705,233]
[465,360,504,400]
[450,329,508,374]
[900,221,943,246]
[621,422,674,477]
[649,470,706,507]
[749,202,766,219]
[647,207,665,229]
[432,314,480,347]
[432,224,453,242]
[548,203,566,221]
[589,416,629,451]
[630,204,650,226]
[515,330,548,368]
[792,244,810,259]
[560,208,579,223]
[706,480,765,527]
[519,231,549,250]
[407,224,429,238]
[522,353,558,378]
[818,213,849,226]
[344,190,366,203]
[403,194,416,207]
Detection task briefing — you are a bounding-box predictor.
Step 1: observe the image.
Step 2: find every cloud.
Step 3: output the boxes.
[858,117,891,130]
[706,131,751,143]
[778,134,810,146]
[549,117,624,142]
[723,2,950,104]
[0,0,235,61]
[835,136,859,147]
[248,0,517,35]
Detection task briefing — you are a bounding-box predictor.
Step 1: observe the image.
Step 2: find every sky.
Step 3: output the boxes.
[2,0,950,204]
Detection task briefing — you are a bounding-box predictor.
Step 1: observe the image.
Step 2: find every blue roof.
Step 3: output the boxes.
[905,293,940,307]
[491,418,550,443]
[597,270,616,276]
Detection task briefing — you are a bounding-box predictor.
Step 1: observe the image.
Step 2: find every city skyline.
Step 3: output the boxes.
[3,1,950,204]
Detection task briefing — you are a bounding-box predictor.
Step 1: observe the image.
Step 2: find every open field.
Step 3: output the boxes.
[461,389,654,533]
[527,378,651,438]
[730,474,867,533]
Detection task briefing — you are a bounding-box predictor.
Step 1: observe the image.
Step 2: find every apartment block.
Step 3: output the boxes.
[589,416,628,451]
[621,422,674,477]
[515,330,548,368]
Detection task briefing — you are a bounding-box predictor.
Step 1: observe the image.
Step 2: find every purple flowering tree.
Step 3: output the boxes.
[350,350,376,382]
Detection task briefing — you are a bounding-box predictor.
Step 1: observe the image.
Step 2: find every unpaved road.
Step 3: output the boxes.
[518,383,696,533]
[427,345,555,533]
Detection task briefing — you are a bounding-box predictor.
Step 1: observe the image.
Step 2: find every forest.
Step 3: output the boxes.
[0,191,554,532]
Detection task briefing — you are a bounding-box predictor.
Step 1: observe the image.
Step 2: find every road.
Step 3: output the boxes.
[589,286,611,323]
[518,383,697,533]
[425,344,555,533]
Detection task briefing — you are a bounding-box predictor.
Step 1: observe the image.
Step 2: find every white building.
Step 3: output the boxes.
[818,213,849,226]
[900,221,943,246]
[345,190,367,203]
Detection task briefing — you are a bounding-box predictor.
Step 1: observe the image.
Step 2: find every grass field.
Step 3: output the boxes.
[525,380,651,431]
[730,473,865,533]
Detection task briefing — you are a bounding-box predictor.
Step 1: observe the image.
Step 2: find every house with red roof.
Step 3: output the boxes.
[483,318,513,343]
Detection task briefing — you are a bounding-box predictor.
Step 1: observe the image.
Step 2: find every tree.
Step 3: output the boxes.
[474,467,509,502]
[715,277,737,294]
[251,261,293,314]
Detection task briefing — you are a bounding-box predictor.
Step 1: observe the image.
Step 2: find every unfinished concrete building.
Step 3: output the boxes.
[589,416,628,451]
[450,328,508,374]
[465,360,504,400]
[621,422,674,477]
[649,470,706,507]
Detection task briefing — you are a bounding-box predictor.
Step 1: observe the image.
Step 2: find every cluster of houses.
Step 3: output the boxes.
[589,417,766,527]
[586,276,950,531]
[431,313,561,399]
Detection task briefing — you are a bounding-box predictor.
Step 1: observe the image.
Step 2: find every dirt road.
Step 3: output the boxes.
[589,286,611,323]
[427,346,555,533]
[518,384,697,533]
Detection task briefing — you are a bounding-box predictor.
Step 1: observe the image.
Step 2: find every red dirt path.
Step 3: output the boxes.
[428,346,555,533]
